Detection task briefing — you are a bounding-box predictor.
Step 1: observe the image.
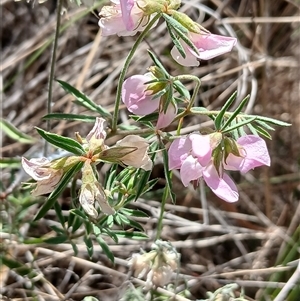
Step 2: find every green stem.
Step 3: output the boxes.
[155,185,168,240]
[111,13,161,132]
[44,0,63,157]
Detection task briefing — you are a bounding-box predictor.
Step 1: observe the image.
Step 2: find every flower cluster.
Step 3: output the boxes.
[168,133,270,202]
[129,240,179,289]
[22,118,153,217]
[98,0,237,67]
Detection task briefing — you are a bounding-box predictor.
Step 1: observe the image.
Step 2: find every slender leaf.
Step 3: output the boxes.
[222,117,256,134]
[161,143,176,203]
[166,22,186,58]
[246,122,258,136]
[57,79,111,118]
[54,201,65,226]
[255,115,291,127]
[147,50,169,78]
[220,95,250,131]
[0,157,21,169]
[43,113,96,123]
[251,124,272,139]
[95,234,114,263]
[162,13,189,34]
[112,230,148,240]
[0,118,35,144]
[173,80,190,100]
[255,120,275,131]
[121,208,148,218]
[34,161,84,221]
[214,91,237,130]
[43,236,68,244]
[36,127,85,155]
[84,236,94,258]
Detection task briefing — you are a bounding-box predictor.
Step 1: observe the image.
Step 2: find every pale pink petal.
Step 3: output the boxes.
[189,134,212,166]
[120,0,135,30]
[122,75,160,115]
[116,135,153,171]
[203,164,239,202]
[225,135,270,173]
[170,44,199,67]
[171,33,237,67]
[32,170,63,196]
[22,157,51,181]
[86,117,107,142]
[180,155,204,187]
[168,137,192,170]
[156,103,177,129]
[189,33,237,60]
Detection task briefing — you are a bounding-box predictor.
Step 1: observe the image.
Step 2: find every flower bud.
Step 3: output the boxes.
[169,11,201,34]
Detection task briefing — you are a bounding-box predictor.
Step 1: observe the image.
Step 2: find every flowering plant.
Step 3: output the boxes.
[17,0,291,298]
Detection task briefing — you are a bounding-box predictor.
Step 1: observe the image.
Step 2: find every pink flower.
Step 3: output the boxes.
[22,157,63,196]
[99,0,149,36]
[225,135,271,173]
[122,74,160,115]
[171,32,237,66]
[168,134,270,203]
[168,133,238,202]
[122,74,177,129]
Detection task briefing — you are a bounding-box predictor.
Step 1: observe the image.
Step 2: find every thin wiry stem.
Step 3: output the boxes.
[44,0,63,157]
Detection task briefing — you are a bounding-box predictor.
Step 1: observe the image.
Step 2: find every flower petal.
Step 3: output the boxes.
[168,136,192,170]
[203,164,239,202]
[156,103,177,129]
[190,134,212,166]
[122,74,160,115]
[180,155,203,187]
[116,135,153,170]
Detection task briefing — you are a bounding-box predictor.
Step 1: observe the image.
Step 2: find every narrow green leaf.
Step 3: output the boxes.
[35,127,85,155]
[161,143,176,203]
[112,230,148,240]
[42,113,96,123]
[120,208,148,218]
[162,13,189,34]
[34,161,84,221]
[95,235,114,263]
[57,79,111,118]
[190,107,209,113]
[166,22,186,58]
[251,124,272,139]
[1,256,36,278]
[118,214,144,232]
[255,116,291,127]
[43,236,68,244]
[71,241,79,256]
[173,80,190,100]
[84,236,94,258]
[255,120,275,131]
[0,118,35,144]
[220,95,250,131]
[222,117,256,134]
[0,157,21,169]
[70,208,89,221]
[54,201,65,226]
[147,50,169,78]
[246,123,258,135]
[214,91,237,130]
